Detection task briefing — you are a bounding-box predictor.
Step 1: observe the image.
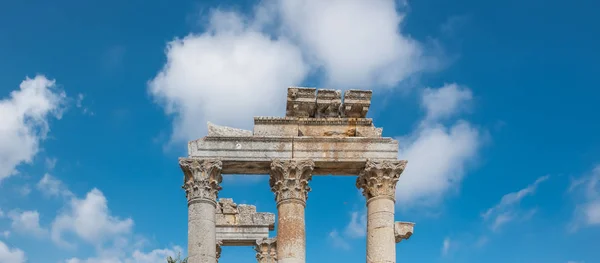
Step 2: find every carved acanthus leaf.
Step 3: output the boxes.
[255,238,277,263]
[269,159,315,204]
[356,159,408,200]
[179,158,223,202]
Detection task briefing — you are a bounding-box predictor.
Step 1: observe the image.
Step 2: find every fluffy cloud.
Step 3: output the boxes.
[482,175,549,231]
[149,10,308,143]
[0,241,26,263]
[396,84,481,207]
[150,1,433,143]
[569,165,600,231]
[37,173,73,198]
[421,83,472,122]
[51,188,133,248]
[275,0,427,87]
[0,75,66,181]
[8,210,47,237]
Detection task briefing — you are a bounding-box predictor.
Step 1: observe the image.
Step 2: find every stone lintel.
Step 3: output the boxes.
[188,136,398,169]
[394,221,415,243]
[215,198,275,246]
[253,117,382,137]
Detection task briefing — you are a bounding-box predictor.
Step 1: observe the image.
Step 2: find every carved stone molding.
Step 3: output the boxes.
[394,221,415,243]
[269,159,315,204]
[216,240,223,262]
[179,158,223,203]
[356,159,408,200]
[255,238,277,263]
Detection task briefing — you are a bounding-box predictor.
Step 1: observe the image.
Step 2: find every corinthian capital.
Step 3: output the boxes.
[179,158,223,203]
[269,159,314,204]
[255,238,277,263]
[356,159,407,200]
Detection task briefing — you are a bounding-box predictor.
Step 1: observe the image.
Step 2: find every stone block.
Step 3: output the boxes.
[286,87,316,117]
[207,122,252,137]
[394,221,415,243]
[315,89,342,118]
[253,117,298,136]
[342,89,372,118]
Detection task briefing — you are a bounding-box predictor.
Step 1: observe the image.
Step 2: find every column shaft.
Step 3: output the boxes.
[188,200,217,263]
[366,197,395,263]
[277,201,306,263]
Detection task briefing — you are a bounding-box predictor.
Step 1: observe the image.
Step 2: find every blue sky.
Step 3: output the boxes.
[1,0,599,262]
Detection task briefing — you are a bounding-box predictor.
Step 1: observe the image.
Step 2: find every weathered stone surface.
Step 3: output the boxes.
[207,121,252,137]
[342,89,372,118]
[254,117,299,136]
[356,159,408,200]
[254,117,383,138]
[394,221,414,243]
[180,158,223,203]
[315,89,342,118]
[188,137,398,175]
[188,196,218,263]
[365,197,395,263]
[286,87,317,117]
[255,238,277,263]
[270,159,314,205]
[214,198,275,246]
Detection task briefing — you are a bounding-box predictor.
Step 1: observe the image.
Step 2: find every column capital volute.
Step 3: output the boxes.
[269,159,315,205]
[179,158,223,204]
[356,159,407,201]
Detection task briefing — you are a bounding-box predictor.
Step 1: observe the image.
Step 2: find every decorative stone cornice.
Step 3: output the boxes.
[356,159,408,200]
[269,159,315,205]
[216,240,223,262]
[394,222,414,243]
[255,238,277,263]
[179,158,223,203]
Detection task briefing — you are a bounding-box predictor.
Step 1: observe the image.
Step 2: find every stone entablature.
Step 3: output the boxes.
[285,87,372,118]
[215,198,275,246]
[394,222,414,243]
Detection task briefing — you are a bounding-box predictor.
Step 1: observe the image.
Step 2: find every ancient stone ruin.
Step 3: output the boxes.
[179,87,415,263]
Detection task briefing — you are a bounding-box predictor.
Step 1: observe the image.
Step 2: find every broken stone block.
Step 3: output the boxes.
[316,89,342,118]
[286,87,316,117]
[342,89,372,118]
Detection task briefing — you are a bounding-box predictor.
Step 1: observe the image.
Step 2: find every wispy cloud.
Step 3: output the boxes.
[568,165,600,231]
[482,175,548,231]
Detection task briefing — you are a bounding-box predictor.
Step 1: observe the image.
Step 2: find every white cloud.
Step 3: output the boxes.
[51,188,133,248]
[344,211,367,238]
[1,231,9,239]
[441,237,451,256]
[569,165,600,231]
[482,176,548,231]
[327,230,350,250]
[45,157,58,170]
[0,75,66,182]
[395,84,481,207]
[422,83,472,122]
[149,10,308,143]
[275,0,429,87]
[0,240,26,263]
[37,173,73,198]
[8,210,47,237]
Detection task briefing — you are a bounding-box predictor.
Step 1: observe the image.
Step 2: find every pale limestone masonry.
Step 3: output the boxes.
[180,87,414,263]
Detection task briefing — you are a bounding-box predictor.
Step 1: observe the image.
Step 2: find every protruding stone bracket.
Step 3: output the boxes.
[285,87,373,118]
[342,89,372,118]
[286,87,317,117]
[316,89,342,118]
[255,238,277,263]
[269,159,315,205]
[215,198,276,246]
[394,221,415,243]
[356,159,408,200]
[216,240,223,262]
[179,158,223,203]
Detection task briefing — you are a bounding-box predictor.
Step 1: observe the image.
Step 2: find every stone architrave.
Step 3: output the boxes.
[215,198,275,246]
[356,159,407,263]
[180,158,223,263]
[255,238,277,263]
[269,159,314,263]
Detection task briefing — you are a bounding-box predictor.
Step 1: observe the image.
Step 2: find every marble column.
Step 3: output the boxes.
[356,159,408,263]
[255,238,277,263]
[180,158,223,263]
[269,159,314,263]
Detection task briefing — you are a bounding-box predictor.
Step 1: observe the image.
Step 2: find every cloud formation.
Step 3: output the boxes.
[0,241,25,263]
[396,83,481,207]
[482,175,549,231]
[150,0,433,143]
[569,165,600,231]
[8,210,47,238]
[0,75,66,181]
